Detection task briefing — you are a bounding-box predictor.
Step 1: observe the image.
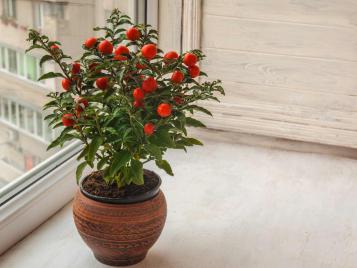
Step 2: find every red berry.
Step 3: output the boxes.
[89,62,99,72]
[141,44,157,60]
[183,53,197,67]
[84,37,97,49]
[62,113,75,127]
[133,88,145,101]
[61,78,71,91]
[171,70,184,84]
[97,40,113,55]
[136,63,146,69]
[50,44,59,51]
[142,77,157,93]
[71,62,81,75]
[133,100,144,108]
[76,97,89,111]
[96,77,108,90]
[173,96,183,105]
[144,123,155,136]
[164,51,179,62]
[114,45,130,61]
[157,103,172,118]
[126,27,141,41]
[189,65,200,78]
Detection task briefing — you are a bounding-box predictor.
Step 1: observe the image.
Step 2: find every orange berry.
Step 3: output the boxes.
[126,27,141,41]
[157,103,172,117]
[84,37,97,49]
[97,40,113,55]
[141,44,157,60]
[144,123,155,136]
[183,53,197,67]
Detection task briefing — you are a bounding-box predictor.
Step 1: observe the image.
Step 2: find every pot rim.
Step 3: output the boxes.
[79,169,162,204]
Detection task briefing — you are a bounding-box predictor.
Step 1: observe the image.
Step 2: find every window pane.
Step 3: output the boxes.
[18,104,25,128]
[26,55,37,81]
[26,108,34,134]
[0,0,137,202]
[35,111,43,137]
[18,53,24,76]
[8,49,17,74]
[3,99,9,120]
[10,100,16,124]
[0,47,6,69]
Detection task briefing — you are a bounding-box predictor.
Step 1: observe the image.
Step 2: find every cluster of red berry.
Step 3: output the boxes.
[59,26,201,137]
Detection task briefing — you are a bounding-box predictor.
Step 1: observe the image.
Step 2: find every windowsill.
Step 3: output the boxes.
[1,136,357,267]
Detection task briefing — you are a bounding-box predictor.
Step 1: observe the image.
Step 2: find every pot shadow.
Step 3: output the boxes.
[132,252,175,268]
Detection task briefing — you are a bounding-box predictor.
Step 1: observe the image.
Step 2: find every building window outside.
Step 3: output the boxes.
[0,96,57,143]
[2,0,16,19]
[33,2,44,29]
[0,44,44,83]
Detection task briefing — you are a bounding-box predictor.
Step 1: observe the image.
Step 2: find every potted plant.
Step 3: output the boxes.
[26,9,224,266]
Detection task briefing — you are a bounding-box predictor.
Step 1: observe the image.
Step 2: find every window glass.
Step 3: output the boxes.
[18,104,25,128]
[17,53,25,76]
[3,0,16,19]
[0,0,137,202]
[26,55,37,81]
[8,49,17,74]
[35,111,43,137]
[0,47,6,68]
[26,108,35,134]
[3,99,9,120]
[33,2,44,29]
[10,100,16,124]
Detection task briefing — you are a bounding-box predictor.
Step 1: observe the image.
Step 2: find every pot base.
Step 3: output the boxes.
[94,253,146,266]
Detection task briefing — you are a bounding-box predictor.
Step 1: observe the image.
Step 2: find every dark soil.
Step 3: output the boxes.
[82,169,160,198]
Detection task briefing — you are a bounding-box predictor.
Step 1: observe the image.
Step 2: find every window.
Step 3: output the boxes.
[0,44,44,83]
[33,2,44,29]
[0,96,57,143]
[2,0,16,19]
[44,2,64,20]
[0,0,141,255]
[7,49,17,74]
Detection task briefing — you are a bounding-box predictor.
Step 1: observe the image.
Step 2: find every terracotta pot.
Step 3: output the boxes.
[73,170,167,266]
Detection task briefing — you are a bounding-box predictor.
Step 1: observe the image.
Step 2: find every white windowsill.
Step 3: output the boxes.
[0,142,83,254]
[2,136,357,267]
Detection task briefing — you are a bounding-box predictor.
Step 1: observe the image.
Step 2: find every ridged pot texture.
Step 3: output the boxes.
[73,176,167,266]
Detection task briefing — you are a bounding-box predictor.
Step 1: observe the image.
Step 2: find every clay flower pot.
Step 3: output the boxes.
[73,170,167,266]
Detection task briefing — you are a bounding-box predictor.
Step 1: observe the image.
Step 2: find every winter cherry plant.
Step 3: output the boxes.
[26,9,224,187]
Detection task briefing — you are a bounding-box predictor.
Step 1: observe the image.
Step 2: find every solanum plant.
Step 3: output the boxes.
[26,9,224,187]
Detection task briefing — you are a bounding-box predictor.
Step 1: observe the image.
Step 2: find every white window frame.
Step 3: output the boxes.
[0,0,151,254]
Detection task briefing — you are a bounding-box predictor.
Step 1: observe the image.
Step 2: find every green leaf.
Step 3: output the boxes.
[188,105,213,116]
[76,162,87,183]
[39,55,53,67]
[46,127,74,150]
[77,145,88,160]
[144,144,162,160]
[185,137,203,146]
[149,128,174,147]
[155,160,174,176]
[131,160,144,185]
[108,150,131,177]
[87,136,103,164]
[38,72,64,81]
[185,117,206,128]
[97,157,107,170]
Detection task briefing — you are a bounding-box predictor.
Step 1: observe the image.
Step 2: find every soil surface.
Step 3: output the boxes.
[82,169,160,198]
